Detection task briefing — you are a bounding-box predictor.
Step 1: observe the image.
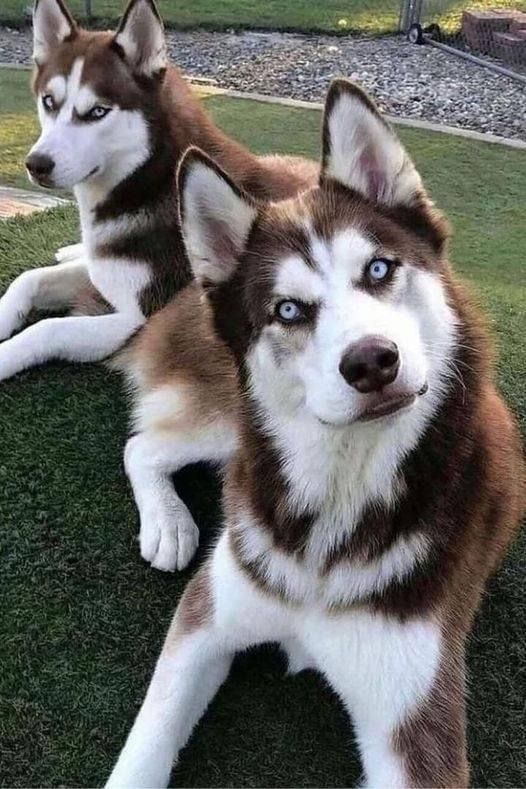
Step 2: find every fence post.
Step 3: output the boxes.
[84,0,92,20]
[399,0,424,32]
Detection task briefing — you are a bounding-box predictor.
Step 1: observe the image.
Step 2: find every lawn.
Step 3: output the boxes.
[0,66,525,787]
[3,0,526,34]
[1,0,402,35]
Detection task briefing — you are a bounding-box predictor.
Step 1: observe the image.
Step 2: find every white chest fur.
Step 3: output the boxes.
[234,403,434,608]
[75,184,152,317]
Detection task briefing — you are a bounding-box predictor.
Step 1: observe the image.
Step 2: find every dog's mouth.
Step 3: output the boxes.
[357,381,429,423]
[27,166,99,190]
[318,382,429,428]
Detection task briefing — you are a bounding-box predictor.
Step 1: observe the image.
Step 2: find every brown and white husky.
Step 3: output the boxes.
[107,80,524,788]
[0,0,315,568]
[0,0,315,388]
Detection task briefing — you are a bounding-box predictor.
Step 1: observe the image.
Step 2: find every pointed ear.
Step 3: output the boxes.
[321,79,424,208]
[113,0,167,77]
[32,0,77,65]
[178,148,259,287]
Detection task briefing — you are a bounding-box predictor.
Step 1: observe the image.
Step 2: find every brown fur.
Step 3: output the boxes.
[118,283,239,433]
[172,563,213,639]
[393,627,469,787]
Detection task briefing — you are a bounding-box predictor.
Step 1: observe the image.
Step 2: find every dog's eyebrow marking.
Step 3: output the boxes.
[310,228,377,286]
[45,75,66,104]
[75,84,102,117]
[274,254,324,302]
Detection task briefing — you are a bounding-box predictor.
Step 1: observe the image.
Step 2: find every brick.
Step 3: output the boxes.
[493,30,526,65]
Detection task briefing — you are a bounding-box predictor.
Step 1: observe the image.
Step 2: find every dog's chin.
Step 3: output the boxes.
[316,383,428,428]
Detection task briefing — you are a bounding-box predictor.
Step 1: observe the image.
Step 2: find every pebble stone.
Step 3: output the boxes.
[1,25,524,140]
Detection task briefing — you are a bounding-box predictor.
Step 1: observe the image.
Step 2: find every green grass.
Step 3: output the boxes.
[1,0,401,34]
[3,0,526,34]
[0,66,525,786]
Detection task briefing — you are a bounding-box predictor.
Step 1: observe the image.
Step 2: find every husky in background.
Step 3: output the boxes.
[0,0,316,379]
[0,0,316,568]
[106,80,524,788]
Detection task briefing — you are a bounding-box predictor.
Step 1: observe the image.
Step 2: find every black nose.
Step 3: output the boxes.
[339,335,400,393]
[26,153,55,179]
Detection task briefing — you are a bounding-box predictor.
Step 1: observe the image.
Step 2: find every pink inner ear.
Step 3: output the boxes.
[205,216,239,266]
[358,152,385,203]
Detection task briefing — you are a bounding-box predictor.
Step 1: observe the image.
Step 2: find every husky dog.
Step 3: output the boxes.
[106,80,524,788]
[0,0,315,568]
[0,0,315,383]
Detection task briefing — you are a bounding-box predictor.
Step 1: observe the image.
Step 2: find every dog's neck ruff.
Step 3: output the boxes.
[228,315,460,610]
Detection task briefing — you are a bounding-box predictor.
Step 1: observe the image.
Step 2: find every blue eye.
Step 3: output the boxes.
[367,259,392,282]
[85,105,111,121]
[276,300,304,323]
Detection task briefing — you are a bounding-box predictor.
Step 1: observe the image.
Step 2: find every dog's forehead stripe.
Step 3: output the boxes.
[44,58,102,120]
[75,84,100,116]
[308,227,377,285]
[274,255,324,302]
[45,74,67,103]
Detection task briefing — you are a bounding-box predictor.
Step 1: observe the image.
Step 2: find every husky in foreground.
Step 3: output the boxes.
[0,0,315,568]
[107,80,524,788]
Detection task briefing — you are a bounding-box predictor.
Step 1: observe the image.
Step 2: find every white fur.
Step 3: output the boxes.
[0,312,143,381]
[0,259,89,341]
[106,532,442,788]
[124,417,237,572]
[124,384,238,570]
[55,242,84,264]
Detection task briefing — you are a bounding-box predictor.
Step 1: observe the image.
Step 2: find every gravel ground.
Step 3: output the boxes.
[1,25,524,140]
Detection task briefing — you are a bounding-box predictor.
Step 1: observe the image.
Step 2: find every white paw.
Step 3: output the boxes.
[55,242,83,264]
[0,337,21,381]
[281,639,317,675]
[0,276,32,341]
[139,499,199,572]
[0,310,21,342]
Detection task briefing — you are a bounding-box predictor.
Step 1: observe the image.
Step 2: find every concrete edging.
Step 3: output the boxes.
[202,85,526,150]
[2,61,524,150]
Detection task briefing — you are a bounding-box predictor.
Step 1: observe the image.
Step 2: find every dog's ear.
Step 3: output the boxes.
[178,147,258,287]
[113,0,166,77]
[32,0,77,65]
[321,79,424,208]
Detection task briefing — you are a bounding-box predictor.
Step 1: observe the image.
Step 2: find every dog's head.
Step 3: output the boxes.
[179,80,457,428]
[27,0,167,190]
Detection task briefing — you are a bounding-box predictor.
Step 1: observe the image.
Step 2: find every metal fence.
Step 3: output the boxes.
[401,0,526,77]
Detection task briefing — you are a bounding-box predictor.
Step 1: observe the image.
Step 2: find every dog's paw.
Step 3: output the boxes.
[139,499,199,572]
[0,284,29,341]
[55,242,84,264]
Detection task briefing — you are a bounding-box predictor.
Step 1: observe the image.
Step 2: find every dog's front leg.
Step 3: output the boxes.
[0,311,144,381]
[0,259,90,341]
[305,612,468,788]
[106,533,290,788]
[124,420,237,572]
